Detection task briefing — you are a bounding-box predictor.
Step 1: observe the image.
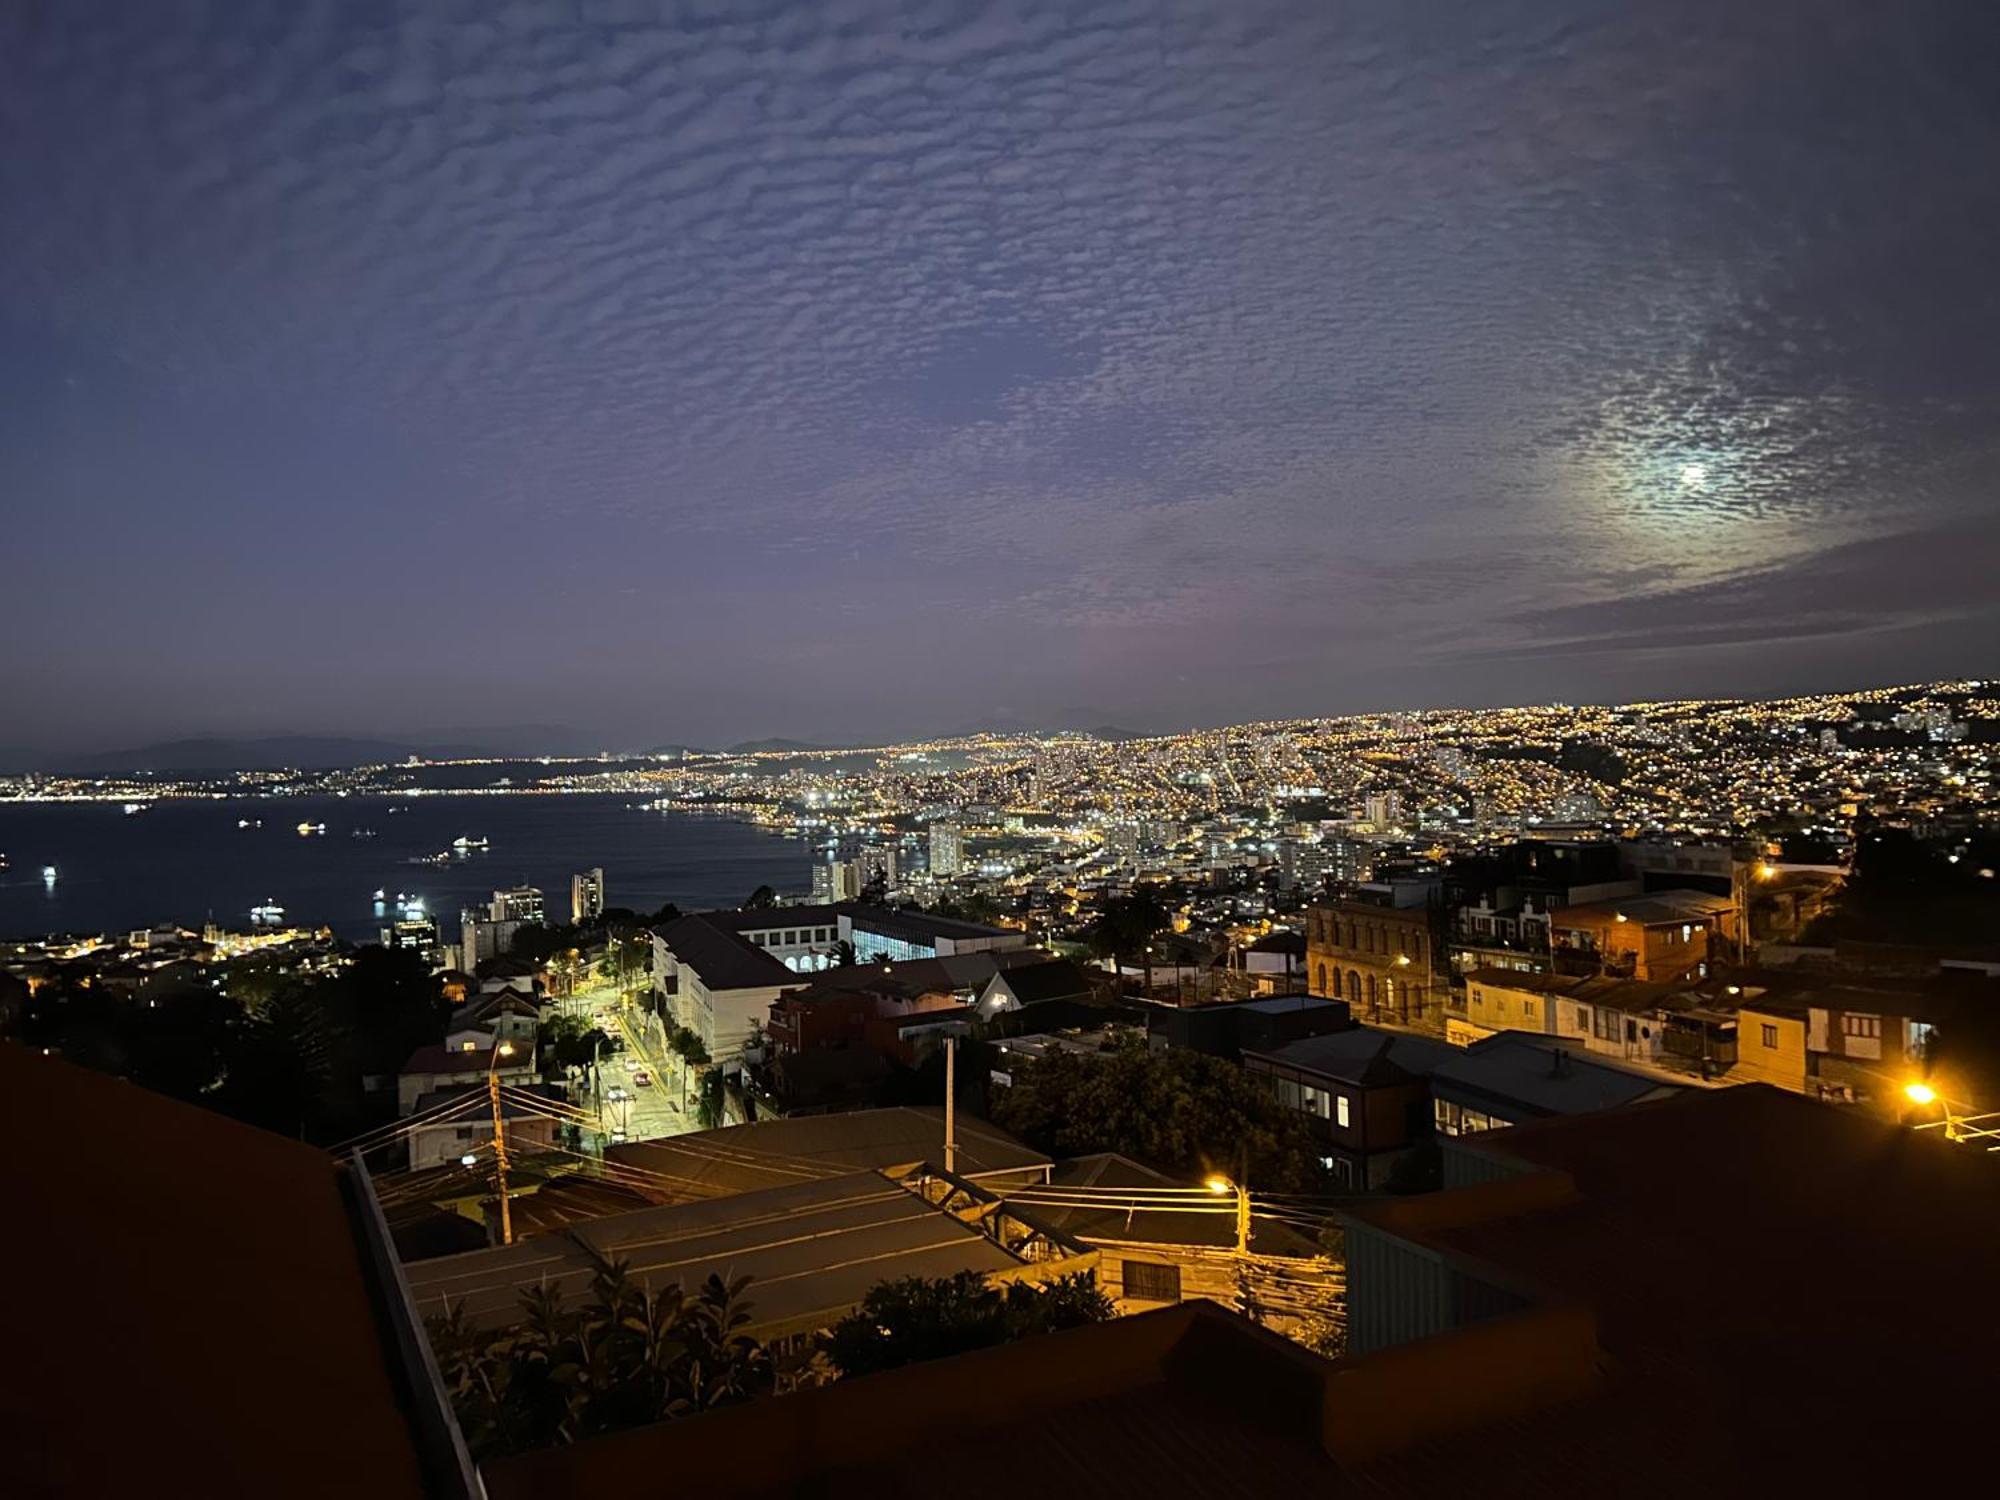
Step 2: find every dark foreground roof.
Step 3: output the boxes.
[1341,1085,1996,1491]
[0,1045,436,1498]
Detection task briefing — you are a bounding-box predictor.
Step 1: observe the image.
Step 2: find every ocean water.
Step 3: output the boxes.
[0,794,809,941]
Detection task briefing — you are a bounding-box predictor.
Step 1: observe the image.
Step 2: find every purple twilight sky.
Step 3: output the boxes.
[3,0,1998,753]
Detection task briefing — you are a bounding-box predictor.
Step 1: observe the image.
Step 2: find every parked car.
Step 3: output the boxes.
[632,1071,651,1087]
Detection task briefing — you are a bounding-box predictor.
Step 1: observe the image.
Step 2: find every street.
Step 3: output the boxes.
[557,978,694,1144]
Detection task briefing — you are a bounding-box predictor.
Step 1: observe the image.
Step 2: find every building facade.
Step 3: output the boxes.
[491,885,545,924]
[1306,897,1446,1025]
[571,868,605,924]
[929,822,964,877]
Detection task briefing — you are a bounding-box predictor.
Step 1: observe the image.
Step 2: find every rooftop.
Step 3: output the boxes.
[1551,889,1735,928]
[400,1042,535,1077]
[0,1046,433,1498]
[1340,1085,1996,1489]
[402,1168,1057,1340]
[1430,1031,1685,1116]
[609,1105,1049,1199]
[987,956,1096,1005]
[654,913,797,991]
[1243,1026,1460,1086]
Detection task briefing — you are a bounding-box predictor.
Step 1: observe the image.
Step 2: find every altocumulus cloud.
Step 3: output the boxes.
[1,0,1997,745]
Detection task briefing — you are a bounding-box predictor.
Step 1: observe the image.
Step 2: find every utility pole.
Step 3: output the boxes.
[487,1043,516,1246]
[944,1035,957,1175]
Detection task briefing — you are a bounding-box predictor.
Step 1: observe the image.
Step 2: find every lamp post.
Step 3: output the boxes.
[1206,1174,1251,1257]
[488,1041,517,1245]
[1905,1081,1961,1142]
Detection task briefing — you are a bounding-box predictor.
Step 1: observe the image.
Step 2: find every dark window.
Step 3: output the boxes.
[1761,1024,1779,1048]
[1123,1260,1181,1302]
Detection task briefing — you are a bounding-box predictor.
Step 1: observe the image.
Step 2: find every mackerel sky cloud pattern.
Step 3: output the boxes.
[3,0,1996,747]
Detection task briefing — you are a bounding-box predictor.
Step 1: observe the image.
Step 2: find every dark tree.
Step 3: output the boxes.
[989,1039,1331,1192]
[822,1270,1113,1379]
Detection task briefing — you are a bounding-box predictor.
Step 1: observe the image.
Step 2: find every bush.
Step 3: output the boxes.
[822,1270,1114,1379]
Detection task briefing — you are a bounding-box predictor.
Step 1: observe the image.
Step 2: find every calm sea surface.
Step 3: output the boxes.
[0,794,809,941]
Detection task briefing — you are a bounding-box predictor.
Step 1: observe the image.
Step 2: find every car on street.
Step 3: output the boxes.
[606,1085,629,1102]
[632,1071,651,1087]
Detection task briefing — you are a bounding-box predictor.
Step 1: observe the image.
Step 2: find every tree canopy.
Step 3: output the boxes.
[426,1261,795,1460]
[1084,891,1169,966]
[821,1270,1113,1379]
[988,1040,1331,1192]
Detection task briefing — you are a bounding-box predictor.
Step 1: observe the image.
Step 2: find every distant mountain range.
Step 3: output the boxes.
[0,726,615,774]
[725,737,849,754]
[0,721,1156,775]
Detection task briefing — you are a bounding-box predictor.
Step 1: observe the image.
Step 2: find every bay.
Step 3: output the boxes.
[0,794,809,941]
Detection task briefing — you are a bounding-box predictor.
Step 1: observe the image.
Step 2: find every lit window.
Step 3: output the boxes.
[1336,1095,1351,1128]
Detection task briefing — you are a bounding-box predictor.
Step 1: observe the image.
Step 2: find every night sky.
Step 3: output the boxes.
[4,1,1997,752]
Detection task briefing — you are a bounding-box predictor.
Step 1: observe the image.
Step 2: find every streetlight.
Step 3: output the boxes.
[488,1041,517,1245]
[1905,1080,1960,1142]
[1205,1174,1251,1257]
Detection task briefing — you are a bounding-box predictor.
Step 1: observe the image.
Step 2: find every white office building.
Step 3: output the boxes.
[930,822,965,877]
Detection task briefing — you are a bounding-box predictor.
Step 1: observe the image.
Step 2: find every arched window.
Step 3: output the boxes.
[1347,970,1362,1008]
[1365,974,1378,1012]
[1316,962,1329,996]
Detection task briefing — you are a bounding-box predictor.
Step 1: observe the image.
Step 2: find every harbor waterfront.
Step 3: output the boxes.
[0,794,806,941]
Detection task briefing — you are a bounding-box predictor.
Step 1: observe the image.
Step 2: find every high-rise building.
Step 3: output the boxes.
[571,867,605,924]
[812,859,863,903]
[929,822,964,877]
[1363,792,1403,831]
[491,886,544,924]
[461,910,524,970]
[856,846,899,893]
[382,913,443,971]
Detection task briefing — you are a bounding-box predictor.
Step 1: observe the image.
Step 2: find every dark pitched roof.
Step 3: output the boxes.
[0,1046,431,1498]
[992,957,1096,1005]
[1243,1026,1459,1086]
[655,914,796,990]
[399,1042,533,1076]
[1338,1086,1996,1491]
[1430,1031,1685,1115]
